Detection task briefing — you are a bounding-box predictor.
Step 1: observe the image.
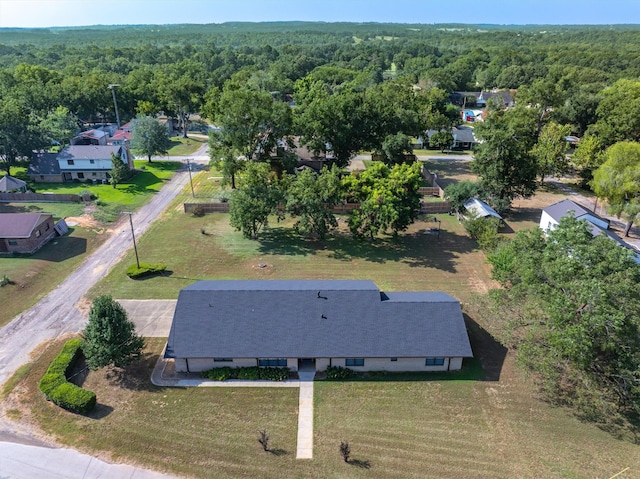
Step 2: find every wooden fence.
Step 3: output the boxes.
[0,192,80,203]
[185,200,450,215]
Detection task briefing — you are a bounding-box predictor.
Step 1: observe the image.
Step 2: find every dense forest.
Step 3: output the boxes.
[1,22,639,183]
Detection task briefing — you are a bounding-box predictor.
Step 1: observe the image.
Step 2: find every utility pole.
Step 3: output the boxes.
[108,84,121,129]
[186,158,195,198]
[122,211,140,268]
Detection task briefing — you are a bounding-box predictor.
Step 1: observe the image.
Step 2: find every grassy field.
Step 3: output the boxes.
[6,159,634,478]
[166,134,208,156]
[7,337,637,479]
[0,226,105,326]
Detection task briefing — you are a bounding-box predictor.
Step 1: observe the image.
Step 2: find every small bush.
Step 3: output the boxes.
[202,367,232,381]
[1,275,11,287]
[126,262,167,279]
[237,367,261,380]
[325,366,353,380]
[463,216,503,251]
[259,367,289,381]
[38,339,97,414]
[192,205,205,217]
[201,366,290,381]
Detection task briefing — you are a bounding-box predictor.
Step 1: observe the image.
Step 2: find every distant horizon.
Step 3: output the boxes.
[0,0,638,28]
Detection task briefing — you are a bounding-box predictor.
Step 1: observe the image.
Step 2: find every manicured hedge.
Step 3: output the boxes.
[126,262,167,279]
[325,365,354,380]
[38,339,97,414]
[202,366,290,382]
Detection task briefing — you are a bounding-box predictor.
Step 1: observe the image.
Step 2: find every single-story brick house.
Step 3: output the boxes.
[165,280,473,374]
[0,212,56,254]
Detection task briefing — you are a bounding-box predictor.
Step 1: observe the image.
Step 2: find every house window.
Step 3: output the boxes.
[258,358,287,367]
[77,172,85,179]
[35,230,41,237]
[345,358,365,367]
[45,223,50,230]
[40,175,44,180]
[90,159,95,164]
[67,159,74,165]
[8,240,18,246]
[425,358,445,366]
[214,358,233,362]
[92,172,97,176]
[390,358,397,362]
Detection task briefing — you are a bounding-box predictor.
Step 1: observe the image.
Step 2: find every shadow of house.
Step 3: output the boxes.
[464,314,507,382]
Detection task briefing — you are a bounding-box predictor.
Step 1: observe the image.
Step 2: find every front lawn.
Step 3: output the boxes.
[166,135,208,156]
[6,337,637,479]
[0,226,105,327]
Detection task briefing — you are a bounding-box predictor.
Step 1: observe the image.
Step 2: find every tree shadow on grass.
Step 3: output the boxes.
[104,352,164,392]
[267,448,289,456]
[348,458,371,469]
[256,224,477,273]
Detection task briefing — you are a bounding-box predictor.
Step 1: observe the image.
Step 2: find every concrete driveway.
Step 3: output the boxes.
[118,299,176,337]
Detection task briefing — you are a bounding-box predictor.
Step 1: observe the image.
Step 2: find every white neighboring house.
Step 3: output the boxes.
[464,198,502,220]
[56,145,131,183]
[540,199,640,263]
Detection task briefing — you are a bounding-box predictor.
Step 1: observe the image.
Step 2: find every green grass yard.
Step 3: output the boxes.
[0,226,105,326]
[166,134,208,156]
[8,337,638,479]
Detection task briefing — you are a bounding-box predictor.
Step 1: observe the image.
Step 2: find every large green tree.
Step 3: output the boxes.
[130,115,172,163]
[591,141,640,237]
[229,162,282,239]
[285,165,343,239]
[472,106,539,210]
[343,162,422,239]
[0,97,46,176]
[208,130,244,189]
[587,79,640,148]
[531,122,571,183]
[214,86,292,161]
[486,217,640,419]
[82,295,145,370]
[40,106,78,146]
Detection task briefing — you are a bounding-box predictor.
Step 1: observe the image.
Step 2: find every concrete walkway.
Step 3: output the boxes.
[296,370,315,459]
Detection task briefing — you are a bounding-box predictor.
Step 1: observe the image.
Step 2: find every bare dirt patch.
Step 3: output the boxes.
[65,203,100,228]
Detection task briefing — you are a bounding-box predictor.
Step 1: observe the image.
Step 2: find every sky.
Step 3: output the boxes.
[0,0,638,28]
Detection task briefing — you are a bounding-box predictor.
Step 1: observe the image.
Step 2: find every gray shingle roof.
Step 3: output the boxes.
[0,175,27,192]
[543,199,591,222]
[166,280,473,360]
[0,213,46,238]
[57,145,122,161]
[29,152,61,176]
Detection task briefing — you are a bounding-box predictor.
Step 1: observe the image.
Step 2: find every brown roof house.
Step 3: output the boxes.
[0,213,56,254]
[166,280,473,374]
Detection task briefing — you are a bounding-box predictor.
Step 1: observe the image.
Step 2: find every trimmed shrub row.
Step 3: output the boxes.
[202,366,290,382]
[38,339,96,414]
[325,365,354,380]
[126,262,167,279]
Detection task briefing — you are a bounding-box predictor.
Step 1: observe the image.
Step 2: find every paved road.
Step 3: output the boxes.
[0,165,196,478]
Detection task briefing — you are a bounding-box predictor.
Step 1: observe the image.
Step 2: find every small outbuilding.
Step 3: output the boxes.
[165,280,473,374]
[464,198,503,220]
[0,175,27,193]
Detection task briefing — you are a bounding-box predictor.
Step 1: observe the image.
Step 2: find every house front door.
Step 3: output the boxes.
[298,358,316,372]
[63,172,72,182]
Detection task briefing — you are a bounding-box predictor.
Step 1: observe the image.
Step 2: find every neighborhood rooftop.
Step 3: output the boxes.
[0,213,50,238]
